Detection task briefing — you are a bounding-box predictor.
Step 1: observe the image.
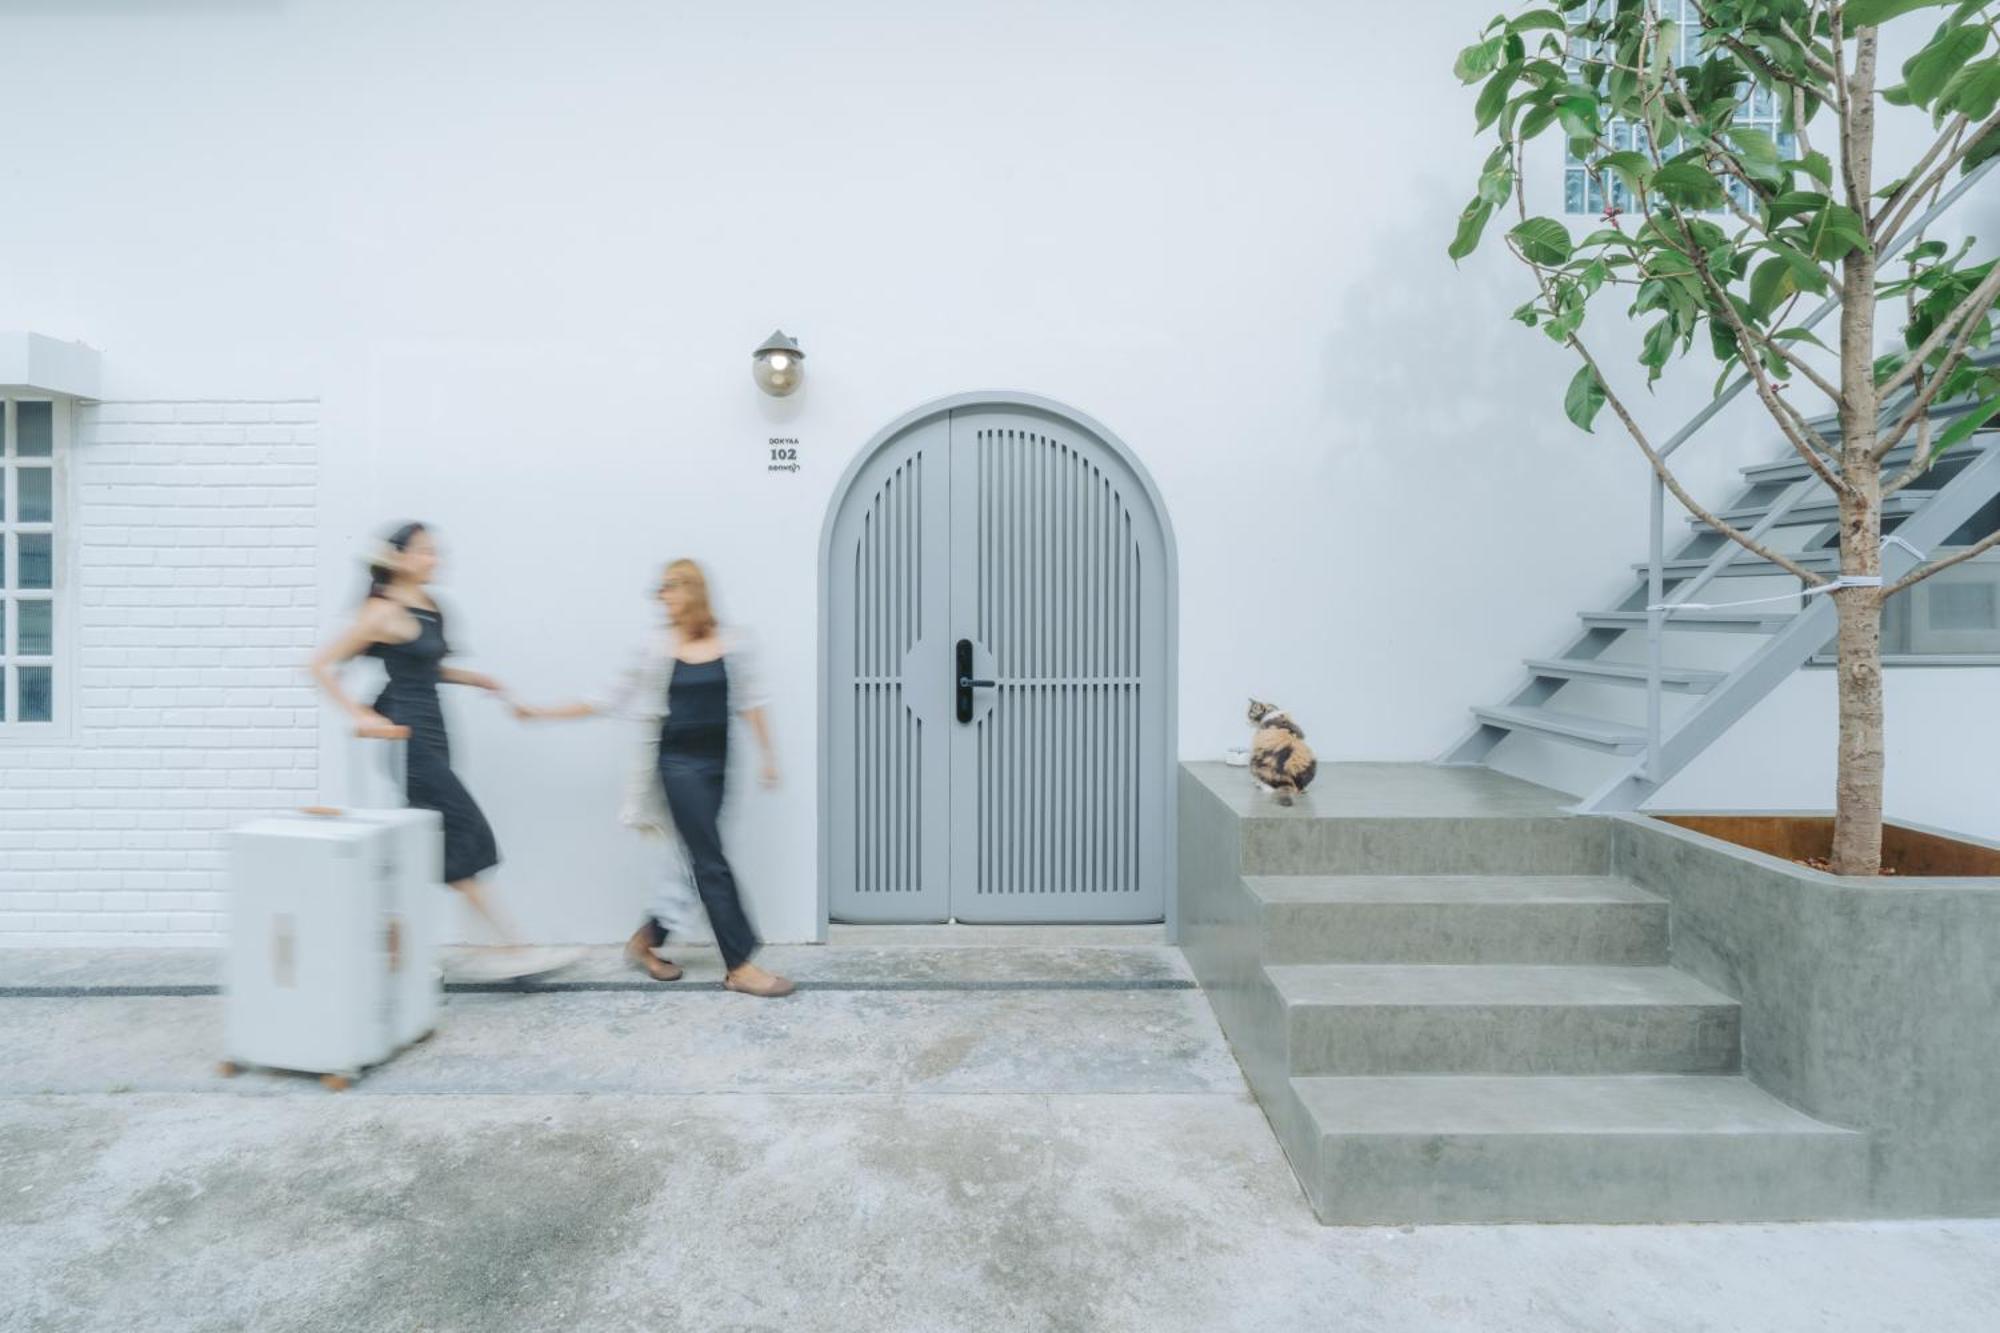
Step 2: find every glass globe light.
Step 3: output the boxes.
[752,329,806,397]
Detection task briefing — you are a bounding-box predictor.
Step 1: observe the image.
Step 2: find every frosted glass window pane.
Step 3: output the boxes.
[17,402,53,457]
[18,467,52,522]
[18,533,51,588]
[18,600,51,655]
[18,666,51,722]
[1930,581,1997,631]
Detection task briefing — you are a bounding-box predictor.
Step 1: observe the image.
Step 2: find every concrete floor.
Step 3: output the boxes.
[4,936,1999,1332]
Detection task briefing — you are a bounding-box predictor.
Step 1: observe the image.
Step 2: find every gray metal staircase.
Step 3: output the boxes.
[1445,350,2000,811]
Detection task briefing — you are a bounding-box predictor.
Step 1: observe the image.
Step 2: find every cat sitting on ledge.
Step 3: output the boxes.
[1246,698,1317,806]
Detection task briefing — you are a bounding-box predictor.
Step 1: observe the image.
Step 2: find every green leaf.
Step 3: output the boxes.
[1509,216,1574,266]
[1926,395,2000,462]
[1765,240,1832,295]
[1595,150,1651,195]
[1727,127,1783,181]
[1564,364,1608,432]
[1965,120,2000,172]
[1796,151,1834,187]
[1449,198,1496,262]
[1904,24,1988,109]
[1749,256,1798,320]
[1940,59,2000,122]
[1651,161,1726,210]
[1579,259,1609,297]
[1768,190,1828,224]
[1881,82,1915,106]
[1806,202,1869,262]
[1475,64,1518,129]
[1847,0,1959,24]
[1519,101,1560,138]
[1455,35,1505,83]
[1508,10,1567,35]
[1558,94,1599,142]
[1640,318,1679,386]
[1771,327,1833,353]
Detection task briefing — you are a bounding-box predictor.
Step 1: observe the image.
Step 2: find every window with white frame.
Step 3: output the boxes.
[2,396,62,727]
[1565,0,1799,216]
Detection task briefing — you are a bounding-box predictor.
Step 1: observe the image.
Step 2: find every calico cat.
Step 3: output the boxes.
[1246,698,1317,806]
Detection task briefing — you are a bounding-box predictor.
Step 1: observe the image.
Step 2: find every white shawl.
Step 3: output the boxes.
[586,624,770,836]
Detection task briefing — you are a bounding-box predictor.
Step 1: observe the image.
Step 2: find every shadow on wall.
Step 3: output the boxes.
[1309,177,1792,759]
[1311,180,1655,755]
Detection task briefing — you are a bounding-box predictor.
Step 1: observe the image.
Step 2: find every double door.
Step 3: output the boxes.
[827,404,1168,923]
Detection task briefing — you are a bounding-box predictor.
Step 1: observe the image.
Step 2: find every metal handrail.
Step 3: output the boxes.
[1640,155,2000,782]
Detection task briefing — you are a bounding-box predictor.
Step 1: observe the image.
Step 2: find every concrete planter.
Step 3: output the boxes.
[1613,812,2000,1217]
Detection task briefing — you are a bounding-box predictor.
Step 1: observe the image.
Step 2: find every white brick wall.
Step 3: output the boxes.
[0,400,319,946]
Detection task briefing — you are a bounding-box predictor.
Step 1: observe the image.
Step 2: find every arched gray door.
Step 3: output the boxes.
[821,395,1174,924]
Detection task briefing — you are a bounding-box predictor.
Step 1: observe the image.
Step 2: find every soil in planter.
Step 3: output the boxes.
[1660,815,2000,878]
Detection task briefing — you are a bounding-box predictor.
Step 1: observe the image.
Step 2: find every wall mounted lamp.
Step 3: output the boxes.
[752,329,805,397]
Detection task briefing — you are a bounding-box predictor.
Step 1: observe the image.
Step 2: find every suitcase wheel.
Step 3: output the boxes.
[320,1073,354,1092]
[217,1061,241,1078]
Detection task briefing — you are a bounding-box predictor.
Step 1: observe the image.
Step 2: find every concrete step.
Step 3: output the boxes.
[1244,875,1668,965]
[1290,1074,1867,1223]
[1268,963,1740,1076]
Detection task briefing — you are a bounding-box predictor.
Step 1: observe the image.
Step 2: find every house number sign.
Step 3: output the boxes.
[767,436,801,474]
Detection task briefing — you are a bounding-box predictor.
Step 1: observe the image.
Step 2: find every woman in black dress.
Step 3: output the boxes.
[310,522,567,975]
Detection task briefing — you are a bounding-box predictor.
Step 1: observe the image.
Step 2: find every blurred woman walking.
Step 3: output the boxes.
[518,558,794,996]
[310,521,576,979]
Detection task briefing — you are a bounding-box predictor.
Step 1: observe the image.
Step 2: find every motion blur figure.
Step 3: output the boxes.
[310,521,577,979]
[518,558,795,997]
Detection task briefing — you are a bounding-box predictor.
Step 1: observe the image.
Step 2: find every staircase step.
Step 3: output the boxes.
[1290,1074,1867,1223]
[1524,658,1725,694]
[1470,704,1645,754]
[1740,428,1997,484]
[1630,551,1838,578]
[1581,609,1792,633]
[1696,489,1931,529]
[1268,963,1740,1075]
[1245,875,1667,964]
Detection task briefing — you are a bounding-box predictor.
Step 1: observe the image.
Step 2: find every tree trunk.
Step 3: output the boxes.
[1831,495,1885,877]
[1832,29,1884,877]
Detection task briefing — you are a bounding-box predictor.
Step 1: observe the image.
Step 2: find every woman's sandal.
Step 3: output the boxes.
[723,969,796,998]
[624,937,684,982]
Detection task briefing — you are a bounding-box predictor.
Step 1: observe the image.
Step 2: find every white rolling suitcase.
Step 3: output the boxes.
[221,727,445,1089]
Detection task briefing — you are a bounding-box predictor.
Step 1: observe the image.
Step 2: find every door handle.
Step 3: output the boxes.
[956,639,995,722]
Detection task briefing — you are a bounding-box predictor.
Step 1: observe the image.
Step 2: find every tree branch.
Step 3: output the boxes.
[1874,263,2000,457]
[1569,336,1829,583]
[1875,111,1999,248]
[1777,17,1841,83]
[1874,113,1969,242]
[1880,259,2000,397]
[1884,526,2000,596]
[1653,204,1849,484]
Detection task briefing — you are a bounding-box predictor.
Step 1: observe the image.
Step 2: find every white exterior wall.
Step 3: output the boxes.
[0,403,318,945]
[0,1,1993,945]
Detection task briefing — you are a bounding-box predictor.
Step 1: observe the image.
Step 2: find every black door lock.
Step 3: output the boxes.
[956,639,995,722]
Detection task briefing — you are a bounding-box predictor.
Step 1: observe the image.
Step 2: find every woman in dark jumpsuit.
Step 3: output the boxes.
[518,558,794,996]
[310,522,569,975]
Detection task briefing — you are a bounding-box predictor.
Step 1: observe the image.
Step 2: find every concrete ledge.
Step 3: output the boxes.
[0,331,100,398]
[1614,813,2000,1217]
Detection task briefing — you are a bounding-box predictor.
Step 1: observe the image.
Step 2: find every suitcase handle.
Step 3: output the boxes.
[305,725,414,816]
